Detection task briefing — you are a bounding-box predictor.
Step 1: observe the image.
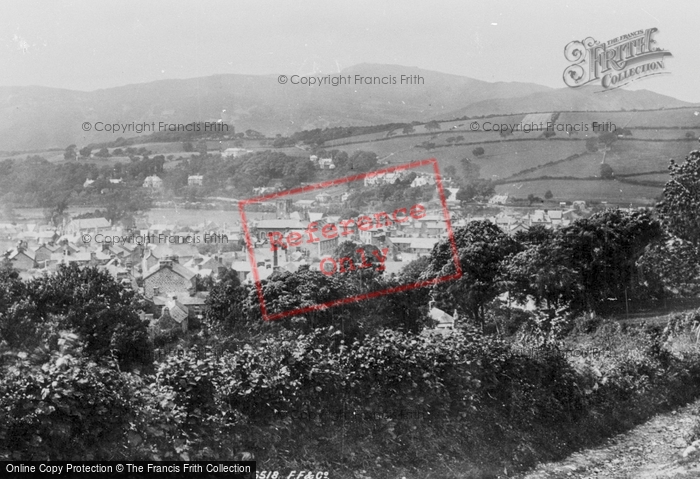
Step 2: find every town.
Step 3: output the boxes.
[1,157,618,339]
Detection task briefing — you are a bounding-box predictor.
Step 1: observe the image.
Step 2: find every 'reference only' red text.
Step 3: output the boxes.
[266,203,426,252]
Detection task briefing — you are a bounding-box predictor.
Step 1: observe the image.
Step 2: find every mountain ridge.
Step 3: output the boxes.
[0,64,693,151]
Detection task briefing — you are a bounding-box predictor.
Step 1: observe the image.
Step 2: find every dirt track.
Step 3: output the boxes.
[517,399,700,479]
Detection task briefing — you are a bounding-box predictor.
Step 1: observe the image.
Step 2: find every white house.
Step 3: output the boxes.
[143,175,163,189]
[410,174,435,188]
[318,158,335,169]
[188,175,204,186]
[488,194,509,205]
[223,148,252,158]
[422,300,457,336]
[364,171,401,187]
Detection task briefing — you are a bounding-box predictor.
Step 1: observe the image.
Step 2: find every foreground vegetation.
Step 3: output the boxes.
[4,292,700,479]
[2,147,700,477]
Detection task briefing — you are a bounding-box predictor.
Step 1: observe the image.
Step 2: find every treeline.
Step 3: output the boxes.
[0,155,159,223]
[200,208,689,342]
[88,122,237,149]
[0,148,385,219]
[342,175,435,212]
[272,122,413,147]
[500,152,586,182]
[163,149,379,197]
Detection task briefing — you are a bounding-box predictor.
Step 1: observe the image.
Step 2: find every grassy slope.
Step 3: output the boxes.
[4,108,698,204]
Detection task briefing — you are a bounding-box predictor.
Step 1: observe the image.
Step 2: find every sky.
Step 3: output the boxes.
[1,0,698,102]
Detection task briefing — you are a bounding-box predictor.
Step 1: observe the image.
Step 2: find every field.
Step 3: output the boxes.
[514,151,604,179]
[336,137,588,180]
[602,140,692,174]
[624,130,698,140]
[2,106,699,206]
[621,172,670,183]
[323,114,532,148]
[495,179,661,204]
[557,107,700,129]
[329,126,695,204]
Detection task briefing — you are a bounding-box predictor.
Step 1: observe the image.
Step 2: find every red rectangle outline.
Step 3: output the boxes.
[238,157,463,321]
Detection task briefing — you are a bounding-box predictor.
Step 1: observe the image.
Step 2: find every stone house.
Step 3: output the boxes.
[142,257,196,299]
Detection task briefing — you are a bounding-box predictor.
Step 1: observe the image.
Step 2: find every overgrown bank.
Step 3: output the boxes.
[5,311,700,479]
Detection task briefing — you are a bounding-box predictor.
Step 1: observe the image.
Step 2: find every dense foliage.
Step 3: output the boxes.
[0,262,152,372]
[2,144,700,477]
[658,148,700,247]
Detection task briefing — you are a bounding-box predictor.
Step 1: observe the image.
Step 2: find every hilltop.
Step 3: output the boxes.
[437,85,693,120]
[0,64,695,151]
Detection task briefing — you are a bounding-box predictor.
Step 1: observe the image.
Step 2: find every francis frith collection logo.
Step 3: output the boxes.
[563,28,672,90]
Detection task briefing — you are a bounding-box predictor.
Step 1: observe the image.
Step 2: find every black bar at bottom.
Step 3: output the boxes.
[1,461,255,478]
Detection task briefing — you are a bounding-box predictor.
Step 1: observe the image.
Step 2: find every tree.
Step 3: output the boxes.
[456,184,477,203]
[424,120,441,131]
[26,264,152,371]
[657,148,700,248]
[0,261,43,349]
[272,137,288,148]
[43,194,70,228]
[460,158,481,182]
[402,125,415,134]
[513,224,554,246]
[555,209,663,312]
[503,241,578,315]
[204,269,249,331]
[245,129,264,139]
[544,190,553,199]
[332,241,386,285]
[64,144,77,161]
[247,268,362,336]
[95,147,110,158]
[79,146,92,158]
[472,147,485,157]
[527,194,542,205]
[618,128,633,137]
[585,137,599,152]
[600,163,614,179]
[0,334,188,461]
[347,150,378,172]
[421,221,520,328]
[443,165,458,179]
[599,132,618,147]
[637,236,700,297]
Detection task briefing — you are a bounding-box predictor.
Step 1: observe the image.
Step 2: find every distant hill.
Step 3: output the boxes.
[0,65,693,151]
[436,85,695,120]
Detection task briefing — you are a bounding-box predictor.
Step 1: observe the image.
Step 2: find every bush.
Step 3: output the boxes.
[0,333,186,461]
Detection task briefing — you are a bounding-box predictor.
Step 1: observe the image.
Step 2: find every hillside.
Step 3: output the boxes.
[437,85,695,120]
[319,108,700,205]
[0,64,551,151]
[2,64,696,152]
